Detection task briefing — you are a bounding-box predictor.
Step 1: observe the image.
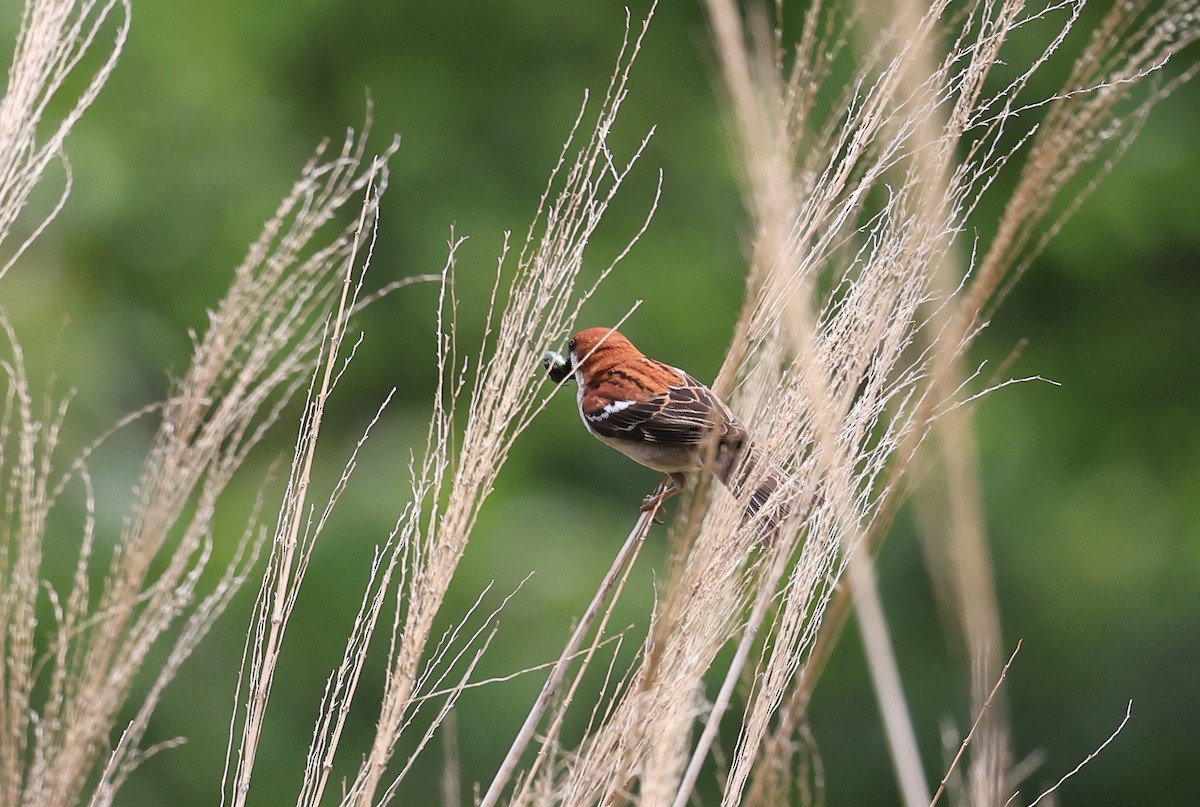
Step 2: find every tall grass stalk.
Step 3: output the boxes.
[465,1,1196,805]
[699,1,1197,805]
[3,0,1197,805]
[221,8,663,806]
[3,3,416,803]
[0,0,129,278]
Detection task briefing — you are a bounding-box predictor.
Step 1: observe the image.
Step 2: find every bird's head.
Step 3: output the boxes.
[543,327,638,385]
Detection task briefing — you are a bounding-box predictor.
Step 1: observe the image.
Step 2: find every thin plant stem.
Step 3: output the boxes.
[931,641,1022,807]
[850,547,930,807]
[479,488,660,807]
[671,538,792,807]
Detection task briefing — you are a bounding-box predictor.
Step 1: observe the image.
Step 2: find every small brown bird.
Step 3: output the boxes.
[544,327,793,532]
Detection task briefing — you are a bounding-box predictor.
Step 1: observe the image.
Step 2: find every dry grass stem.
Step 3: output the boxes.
[931,640,1022,807]
[220,132,404,805]
[3,20,414,807]
[206,9,664,807]
[545,1,1200,805]
[1023,701,1133,807]
[1,1,359,805]
[847,548,930,807]
[0,0,129,278]
[481,505,655,807]
[4,0,1194,803]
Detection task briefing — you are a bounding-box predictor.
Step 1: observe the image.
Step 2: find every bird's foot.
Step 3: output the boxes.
[640,473,686,525]
[640,493,667,524]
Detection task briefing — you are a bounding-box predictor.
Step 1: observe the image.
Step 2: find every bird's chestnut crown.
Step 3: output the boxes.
[543,328,639,385]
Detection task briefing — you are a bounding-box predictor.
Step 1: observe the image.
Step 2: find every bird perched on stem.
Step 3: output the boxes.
[544,327,798,536]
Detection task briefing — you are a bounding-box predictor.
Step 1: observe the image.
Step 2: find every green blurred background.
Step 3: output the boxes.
[4,1,1198,804]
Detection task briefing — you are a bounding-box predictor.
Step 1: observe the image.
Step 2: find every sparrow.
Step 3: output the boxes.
[543,327,794,534]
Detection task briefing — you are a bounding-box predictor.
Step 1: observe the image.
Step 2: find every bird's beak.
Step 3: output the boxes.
[543,350,574,384]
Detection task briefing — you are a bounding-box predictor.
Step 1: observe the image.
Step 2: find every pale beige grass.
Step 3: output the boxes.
[3,0,1197,806]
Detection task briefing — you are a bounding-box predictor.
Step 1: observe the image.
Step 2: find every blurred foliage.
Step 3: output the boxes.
[4,0,1198,804]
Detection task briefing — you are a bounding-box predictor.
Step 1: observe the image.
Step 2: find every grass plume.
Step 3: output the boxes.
[2,0,1196,805]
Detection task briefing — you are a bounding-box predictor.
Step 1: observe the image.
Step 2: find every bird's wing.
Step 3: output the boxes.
[583,371,728,445]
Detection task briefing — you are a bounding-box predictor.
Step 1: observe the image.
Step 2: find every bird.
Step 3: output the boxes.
[543,326,797,535]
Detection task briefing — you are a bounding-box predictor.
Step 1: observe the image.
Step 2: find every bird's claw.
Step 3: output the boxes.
[640,494,666,524]
[641,473,684,525]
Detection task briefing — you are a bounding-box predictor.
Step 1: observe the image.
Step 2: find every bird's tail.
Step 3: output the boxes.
[715,444,812,541]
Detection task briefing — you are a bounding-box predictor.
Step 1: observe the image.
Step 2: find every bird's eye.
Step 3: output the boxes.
[568,338,576,352]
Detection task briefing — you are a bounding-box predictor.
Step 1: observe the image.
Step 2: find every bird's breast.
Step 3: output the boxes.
[592,430,702,473]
